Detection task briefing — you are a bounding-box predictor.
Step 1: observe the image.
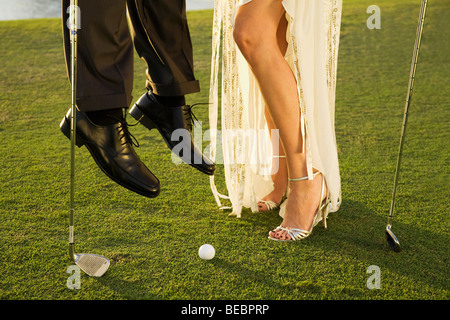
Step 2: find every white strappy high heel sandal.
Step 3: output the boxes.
[268,171,330,241]
[257,155,287,212]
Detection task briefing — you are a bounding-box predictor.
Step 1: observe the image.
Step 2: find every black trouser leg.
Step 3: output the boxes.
[62,0,200,113]
[62,0,134,112]
[126,0,200,96]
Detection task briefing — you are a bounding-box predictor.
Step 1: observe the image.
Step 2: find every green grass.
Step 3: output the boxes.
[0,1,448,301]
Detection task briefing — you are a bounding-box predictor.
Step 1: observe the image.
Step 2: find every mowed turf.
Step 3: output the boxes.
[0,1,448,300]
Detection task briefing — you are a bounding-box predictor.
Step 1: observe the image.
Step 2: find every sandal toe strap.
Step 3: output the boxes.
[279,227,311,240]
[258,200,279,210]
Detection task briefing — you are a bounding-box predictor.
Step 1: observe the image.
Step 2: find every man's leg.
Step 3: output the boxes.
[60,0,160,198]
[126,0,199,97]
[127,0,215,175]
[62,0,134,116]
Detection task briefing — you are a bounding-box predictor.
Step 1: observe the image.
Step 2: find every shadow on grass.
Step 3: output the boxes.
[79,199,447,300]
[98,275,163,300]
[214,199,448,297]
[311,199,448,293]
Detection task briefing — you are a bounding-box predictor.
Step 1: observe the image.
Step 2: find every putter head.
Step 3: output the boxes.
[385,224,402,252]
[75,253,110,277]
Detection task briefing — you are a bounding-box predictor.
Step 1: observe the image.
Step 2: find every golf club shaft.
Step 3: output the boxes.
[69,0,79,261]
[388,0,428,225]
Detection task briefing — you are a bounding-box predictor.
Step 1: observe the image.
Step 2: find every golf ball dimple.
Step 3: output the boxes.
[198,244,215,260]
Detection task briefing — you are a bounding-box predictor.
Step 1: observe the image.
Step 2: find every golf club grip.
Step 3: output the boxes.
[389,0,428,220]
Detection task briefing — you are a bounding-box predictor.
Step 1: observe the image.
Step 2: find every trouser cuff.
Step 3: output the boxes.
[146,80,200,97]
[76,93,131,112]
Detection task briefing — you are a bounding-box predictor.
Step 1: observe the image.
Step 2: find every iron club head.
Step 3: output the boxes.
[74,253,110,277]
[385,224,402,252]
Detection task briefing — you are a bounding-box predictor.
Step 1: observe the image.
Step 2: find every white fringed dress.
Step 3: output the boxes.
[208,0,343,218]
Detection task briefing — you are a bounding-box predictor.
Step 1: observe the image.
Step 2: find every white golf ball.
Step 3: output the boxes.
[198,244,215,260]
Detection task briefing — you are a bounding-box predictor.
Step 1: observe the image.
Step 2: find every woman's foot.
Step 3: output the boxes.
[257,156,288,211]
[269,172,327,240]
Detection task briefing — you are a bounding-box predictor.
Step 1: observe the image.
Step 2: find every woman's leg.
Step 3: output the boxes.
[257,14,289,211]
[234,0,325,239]
[257,107,288,211]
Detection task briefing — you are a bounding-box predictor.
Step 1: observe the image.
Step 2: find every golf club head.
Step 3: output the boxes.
[385,225,402,252]
[75,253,110,277]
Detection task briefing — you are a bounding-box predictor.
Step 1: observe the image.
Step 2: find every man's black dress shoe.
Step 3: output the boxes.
[60,108,160,198]
[129,92,216,175]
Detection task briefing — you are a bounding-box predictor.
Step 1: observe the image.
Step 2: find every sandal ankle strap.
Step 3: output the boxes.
[289,171,321,182]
